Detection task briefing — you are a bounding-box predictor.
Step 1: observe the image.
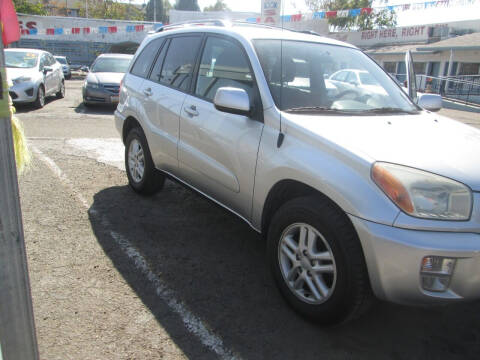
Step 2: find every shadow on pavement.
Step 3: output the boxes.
[89,181,480,359]
[14,97,56,113]
[74,102,116,115]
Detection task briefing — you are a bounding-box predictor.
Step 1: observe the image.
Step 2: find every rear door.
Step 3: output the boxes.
[177,35,264,219]
[40,54,55,94]
[140,34,203,173]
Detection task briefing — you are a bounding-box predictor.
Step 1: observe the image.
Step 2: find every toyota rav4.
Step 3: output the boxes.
[115,21,480,325]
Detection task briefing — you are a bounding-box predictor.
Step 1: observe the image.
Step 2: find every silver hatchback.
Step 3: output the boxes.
[115,21,480,325]
[6,48,65,108]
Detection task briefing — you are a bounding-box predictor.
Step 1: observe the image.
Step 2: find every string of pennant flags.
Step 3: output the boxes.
[246,0,479,23]
[21,22,163,36]
[19,0,479,36]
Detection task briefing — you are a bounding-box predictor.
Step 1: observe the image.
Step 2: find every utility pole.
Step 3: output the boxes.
[0,28,39,360]
[85,0,88,18]
[154,0,157,23]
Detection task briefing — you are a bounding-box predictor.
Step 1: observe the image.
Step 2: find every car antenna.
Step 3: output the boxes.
[277,2,285,149]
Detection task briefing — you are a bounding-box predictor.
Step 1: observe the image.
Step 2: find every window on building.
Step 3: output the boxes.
[459,63,480,75]
[383,62,397,74]
[413,62,426,75]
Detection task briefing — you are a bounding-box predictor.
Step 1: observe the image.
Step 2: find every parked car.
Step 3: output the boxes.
[115,21,480,325]
[82,53,133,106]
[328,68,388,98]
[54,55,72,79]
[5,48,65,108]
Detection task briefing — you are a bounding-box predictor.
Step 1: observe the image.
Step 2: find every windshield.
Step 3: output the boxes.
[56,57,67,64]
[5,51,38,69]
[91,57,131,73]
[253,40,418,114]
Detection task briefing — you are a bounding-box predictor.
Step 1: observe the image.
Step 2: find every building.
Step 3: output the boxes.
[334,20,480,81]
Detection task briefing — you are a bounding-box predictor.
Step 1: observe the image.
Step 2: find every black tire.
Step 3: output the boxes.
[267,196,372,325]
[83,100,92,107]
[34,85,45,108]
[56,81,65,99]
[125,126,165,195]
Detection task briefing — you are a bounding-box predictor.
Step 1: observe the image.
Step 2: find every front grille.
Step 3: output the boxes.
[25,88,34,97]
[103,84,120,94]
[9,91,18,99]
[86,96,106,102]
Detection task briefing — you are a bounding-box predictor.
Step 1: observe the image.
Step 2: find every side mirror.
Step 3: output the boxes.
[417,93,442,112]
[43,66,53,74]
[405,50,418,103]
[214,87,251,116]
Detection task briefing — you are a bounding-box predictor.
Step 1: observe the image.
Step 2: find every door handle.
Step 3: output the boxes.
[184,105,199,117]
[143,88,152,96]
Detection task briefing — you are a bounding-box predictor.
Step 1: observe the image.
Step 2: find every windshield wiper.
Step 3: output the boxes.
[283,106,343,113]
[362,107,418,114]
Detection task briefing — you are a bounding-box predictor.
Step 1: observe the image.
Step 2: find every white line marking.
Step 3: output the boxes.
[31,146,239,360]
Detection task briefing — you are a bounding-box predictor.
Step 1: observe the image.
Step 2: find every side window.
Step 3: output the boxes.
[195,36,253,101]
[332,71,347,82]
[48,54,56,66]
[159,36,202,91]
[148,39,169,83]
[131,38,164,78]
[39,54,46,70]
[345,71,357,84]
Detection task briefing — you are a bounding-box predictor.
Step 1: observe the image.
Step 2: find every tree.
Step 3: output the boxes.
[145,0,165,22]
[304,0,396,31]
[76,0,144,21]
[13,0,47,15]
[174,0,199,11]
[203,0,229,12]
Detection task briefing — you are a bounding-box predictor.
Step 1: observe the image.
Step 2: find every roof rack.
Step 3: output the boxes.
[156,19,229,32]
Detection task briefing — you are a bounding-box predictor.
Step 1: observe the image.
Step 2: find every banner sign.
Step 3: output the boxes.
[18,15,161,37]
[261,0,282,24]
[259,0,479,23]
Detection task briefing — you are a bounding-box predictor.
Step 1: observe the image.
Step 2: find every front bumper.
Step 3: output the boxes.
[350,214,480,305]
[9,82,38,103]
[83,85,119,104]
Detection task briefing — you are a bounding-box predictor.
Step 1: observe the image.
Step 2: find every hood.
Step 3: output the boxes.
[286,112,480,191]
[6,67,39,83]
[87,72,124,85]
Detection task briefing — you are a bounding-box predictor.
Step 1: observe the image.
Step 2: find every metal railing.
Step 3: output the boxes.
[391,73,480,107]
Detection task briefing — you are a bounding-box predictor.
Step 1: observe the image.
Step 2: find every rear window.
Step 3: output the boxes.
[159,36,202,91]
[131,38,164,78]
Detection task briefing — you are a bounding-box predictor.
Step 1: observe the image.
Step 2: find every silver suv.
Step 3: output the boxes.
[115,21,480,324]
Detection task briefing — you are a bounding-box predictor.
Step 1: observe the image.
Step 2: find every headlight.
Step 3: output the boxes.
[86,82,100,89]
[13,76,32,84]
[372,162,472,220]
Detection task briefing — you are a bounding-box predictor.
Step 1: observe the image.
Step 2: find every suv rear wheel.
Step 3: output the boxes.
[125,126,165,195]
[267,196,372,325]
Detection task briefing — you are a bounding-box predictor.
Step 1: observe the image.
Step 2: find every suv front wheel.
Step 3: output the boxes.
[267,196,372,325]
[125,126,165,195]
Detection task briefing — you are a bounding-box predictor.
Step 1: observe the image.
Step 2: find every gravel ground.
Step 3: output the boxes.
[14,81,480,359]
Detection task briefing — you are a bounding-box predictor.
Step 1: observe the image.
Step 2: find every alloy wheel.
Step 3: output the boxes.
[128,139,145,183]
[278,223,337,304]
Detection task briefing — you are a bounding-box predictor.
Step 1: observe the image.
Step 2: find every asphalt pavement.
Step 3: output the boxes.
[15,80,480,359]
